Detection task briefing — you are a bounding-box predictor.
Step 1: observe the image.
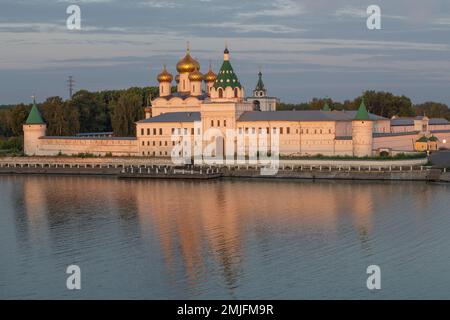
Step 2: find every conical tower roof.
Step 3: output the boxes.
[354,99,370,121]
[213,47,242,89]
[26,97,44,125]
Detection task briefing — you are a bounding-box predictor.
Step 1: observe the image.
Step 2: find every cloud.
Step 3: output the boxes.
[238,0,304,18]
[190,22,304,34]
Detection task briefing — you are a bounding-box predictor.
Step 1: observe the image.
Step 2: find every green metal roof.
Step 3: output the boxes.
[416,136,429,142]
[26,99,44,125]
[354,99,370,121]
[428,135,439,142]
[322,101,330,111]
[213,60,242,89]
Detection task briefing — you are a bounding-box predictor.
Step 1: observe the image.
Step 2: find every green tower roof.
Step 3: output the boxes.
[322,101,331,111]
[213,49,242,90]
[354,99,370,121]
[26,99,44,125]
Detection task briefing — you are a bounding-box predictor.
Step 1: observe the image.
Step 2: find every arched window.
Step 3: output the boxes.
[234,88,239,98]
[218,88,223,98]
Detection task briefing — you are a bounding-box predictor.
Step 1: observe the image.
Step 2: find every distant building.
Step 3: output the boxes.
[23,44,450,158]
[246,70,278,112]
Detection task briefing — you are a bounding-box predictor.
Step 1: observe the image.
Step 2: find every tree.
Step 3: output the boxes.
[414,102,450,120]
[110,89,144,136]
[356,91,415,118]
[39,96,80,136]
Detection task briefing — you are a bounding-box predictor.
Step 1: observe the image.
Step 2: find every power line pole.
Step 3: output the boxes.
[67,76,75,99]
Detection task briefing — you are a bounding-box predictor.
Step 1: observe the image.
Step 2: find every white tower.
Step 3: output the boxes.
[352,100,374,157]
[23,97,46,156]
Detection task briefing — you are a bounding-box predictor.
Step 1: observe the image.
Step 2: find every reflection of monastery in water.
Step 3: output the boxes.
[23,45,450,158]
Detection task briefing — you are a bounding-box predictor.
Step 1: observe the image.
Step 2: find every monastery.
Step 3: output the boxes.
[23,45,450,159]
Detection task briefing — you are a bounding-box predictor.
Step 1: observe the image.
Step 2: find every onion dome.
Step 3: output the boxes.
[157,65,173,83]
[176,43,200,73]
[204,63,217,82]
[175,74,180,83]
[188,68,203,81]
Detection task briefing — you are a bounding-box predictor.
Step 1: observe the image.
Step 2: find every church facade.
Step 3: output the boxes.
[23,45,450,159]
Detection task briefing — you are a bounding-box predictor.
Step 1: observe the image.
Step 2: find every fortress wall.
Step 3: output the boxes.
[36,138,139,156]
[373,134,417,151]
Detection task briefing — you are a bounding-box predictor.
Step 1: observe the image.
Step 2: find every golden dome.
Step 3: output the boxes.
[176,46,200,73]
[157,66,173,83]
[188,68,203,81]
[175,74,180,83]
[204,64,217,82]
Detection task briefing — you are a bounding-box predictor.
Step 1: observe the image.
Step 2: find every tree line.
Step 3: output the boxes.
[278,91,450,120]
[0,89,449,148]
[0,86,160,140]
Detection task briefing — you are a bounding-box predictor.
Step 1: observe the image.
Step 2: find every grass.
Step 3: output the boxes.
[280,152,427,161]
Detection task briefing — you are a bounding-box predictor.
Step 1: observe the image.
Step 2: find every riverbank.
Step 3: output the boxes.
[0,156,448,182]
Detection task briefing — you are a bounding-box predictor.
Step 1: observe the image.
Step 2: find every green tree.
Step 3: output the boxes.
[414,102,450,120]
[110,89,144,136]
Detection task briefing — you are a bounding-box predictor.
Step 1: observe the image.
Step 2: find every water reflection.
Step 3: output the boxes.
[1,176,450,299]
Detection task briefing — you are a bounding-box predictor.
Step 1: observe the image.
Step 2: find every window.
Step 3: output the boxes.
[165,141,168,146]
[266,128,269,134]
[252,128,255,134]
[329,129,332,134]
[245,128,249,134]
[147,128,150,135]
[141,128,144,135]
[320,129,322,134]
[287,127,290,134]
[153,128,156,135]
[171,128,175,134]
[224,120,227,127]
[234,88,239,98]
[159,128,162,135]
[159,141,162,146]
[217,120,220,127]
[239,128,243,134]
[142,141,145,146]
[193,85,195,92]
[211,120,214,127]
[153,141,155,146]
[306,129,309,134]
[172,141,175,146]
[191,128,194,135]
[280,128,283,134]
[218,88,223,98]
[147,141,150,146]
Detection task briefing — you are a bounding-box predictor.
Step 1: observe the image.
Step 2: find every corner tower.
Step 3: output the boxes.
[23,97,46,156]
[352,99,373,157]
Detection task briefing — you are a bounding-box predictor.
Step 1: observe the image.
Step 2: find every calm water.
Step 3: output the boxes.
[1,175,450,299]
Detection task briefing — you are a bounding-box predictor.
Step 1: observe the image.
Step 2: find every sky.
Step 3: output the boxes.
[0,0,450,105]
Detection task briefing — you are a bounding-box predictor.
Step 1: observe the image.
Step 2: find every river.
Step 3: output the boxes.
[1,175,449,299]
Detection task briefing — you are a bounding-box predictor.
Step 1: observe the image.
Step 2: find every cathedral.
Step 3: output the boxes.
[23,45,450,159]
